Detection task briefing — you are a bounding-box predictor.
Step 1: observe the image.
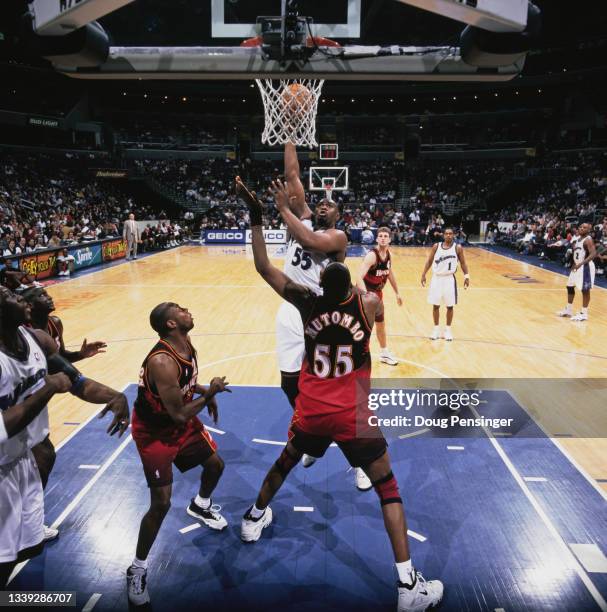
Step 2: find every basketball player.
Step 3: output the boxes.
[239,204,443,612]
[0,287,129,587]
[357,226,402,365]
[557,222,596,321]
[421,227,470,341]
[237,170,371,491]
[127,302,231,606]
[22,286,107,541]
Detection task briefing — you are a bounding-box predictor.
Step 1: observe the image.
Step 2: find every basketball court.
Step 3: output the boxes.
[8,244,607,611]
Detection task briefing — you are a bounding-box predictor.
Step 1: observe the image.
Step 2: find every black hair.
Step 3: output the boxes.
[320,262,351,303]
[149,302,177,336]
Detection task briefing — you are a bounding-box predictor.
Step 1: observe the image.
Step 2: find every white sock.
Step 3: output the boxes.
[434,325,440,332]
[380,347,388,355]
[396,559,414,584]
[250,504,265,519]
[564,304,572,313]
[132,556,147,570]
[581,307,588,315]
[195,495,210,509]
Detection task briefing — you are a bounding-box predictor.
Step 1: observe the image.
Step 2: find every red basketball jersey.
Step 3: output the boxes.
[363,248,391,292]
[297,291,372,416]
[134,339,198,432]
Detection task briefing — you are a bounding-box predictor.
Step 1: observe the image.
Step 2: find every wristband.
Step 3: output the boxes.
[464,274,470,280]
[69,374,87,395]
[249,208,263,227]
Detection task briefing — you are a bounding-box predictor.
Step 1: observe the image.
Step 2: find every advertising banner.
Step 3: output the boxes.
[102,238,128,261]
[245,229,287,244]
[68,243,103,270]
[19,249,59,279]
[203,230,246,244]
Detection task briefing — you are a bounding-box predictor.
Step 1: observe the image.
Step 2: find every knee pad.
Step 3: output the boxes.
[373,471,402,506]
[280,371,299,408]
[274,446,299,477]
[567,286,575,296]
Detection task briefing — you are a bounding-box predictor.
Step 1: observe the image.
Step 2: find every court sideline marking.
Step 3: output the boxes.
[409,359,607,611]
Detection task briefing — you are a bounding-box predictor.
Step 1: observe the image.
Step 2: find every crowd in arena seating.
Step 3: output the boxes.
[0,155,191,271]
[484,151,607,274]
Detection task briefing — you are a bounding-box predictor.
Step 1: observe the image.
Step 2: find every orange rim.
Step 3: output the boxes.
[240,35,341,48]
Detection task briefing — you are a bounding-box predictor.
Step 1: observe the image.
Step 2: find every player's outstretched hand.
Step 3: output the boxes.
[236,176,263,224]
[80,338,107,359]
[209,376,231,396]
[269,179,290,212]
[98,393,130,437]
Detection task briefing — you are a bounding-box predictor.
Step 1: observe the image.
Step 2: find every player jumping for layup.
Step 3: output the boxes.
[237,162,371,490]
[557,222,596,321]
[357,226,403,365]
[421,228,470,341]
[127,302,231,606]
[239,186,443,612]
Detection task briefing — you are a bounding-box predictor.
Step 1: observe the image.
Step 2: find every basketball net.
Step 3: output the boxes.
[322,179,334,202]
[255,78,324,149]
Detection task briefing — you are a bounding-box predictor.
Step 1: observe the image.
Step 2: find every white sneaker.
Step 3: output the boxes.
[302,454,317,468]
[430,328,440,341]
[186,499,228,531]
[443,328,453,341]
[126,565,150,606]
[241,506,273,542]
[380,350,399,366]
[43,525,59,542]
[571,312,588,321]
[557,308,572,317]
[355,468,372,492]
[397,571,444,612]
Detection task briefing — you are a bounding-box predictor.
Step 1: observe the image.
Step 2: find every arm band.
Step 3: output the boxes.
[69,374,87,396]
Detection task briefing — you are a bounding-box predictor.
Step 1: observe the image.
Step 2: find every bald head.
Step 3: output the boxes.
[320,262,351,303]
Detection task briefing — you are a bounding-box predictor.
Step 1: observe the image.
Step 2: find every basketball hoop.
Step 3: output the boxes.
[240,36,340,149]
[322,178,335,201]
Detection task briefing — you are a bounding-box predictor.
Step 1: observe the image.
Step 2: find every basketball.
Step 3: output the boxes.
[281,83,313,116]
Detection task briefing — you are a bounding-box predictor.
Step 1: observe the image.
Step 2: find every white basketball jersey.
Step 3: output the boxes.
[283,219,331,295]
[572,236,588,265]
[432,243,458,276]
[0,327,49,465]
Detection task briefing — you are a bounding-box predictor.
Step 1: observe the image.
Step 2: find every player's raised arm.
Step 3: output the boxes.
[236,176,314,312]
[356,250,377,292]
[421,243,439,287]
[270,179,347,255]
[456,244,471,288]
[285,142,312,220]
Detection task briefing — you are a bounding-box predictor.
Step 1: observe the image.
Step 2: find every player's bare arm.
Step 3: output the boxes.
[356,250,377,292]
[51,315,107,362]
[421,244,439,286]
[387,269,403,305]
[456,245,471,288]
[285,142,312,220]
[32,328,130,437]
[270,179,347,256]
[574,237,596,270]
[148,353,230,426]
